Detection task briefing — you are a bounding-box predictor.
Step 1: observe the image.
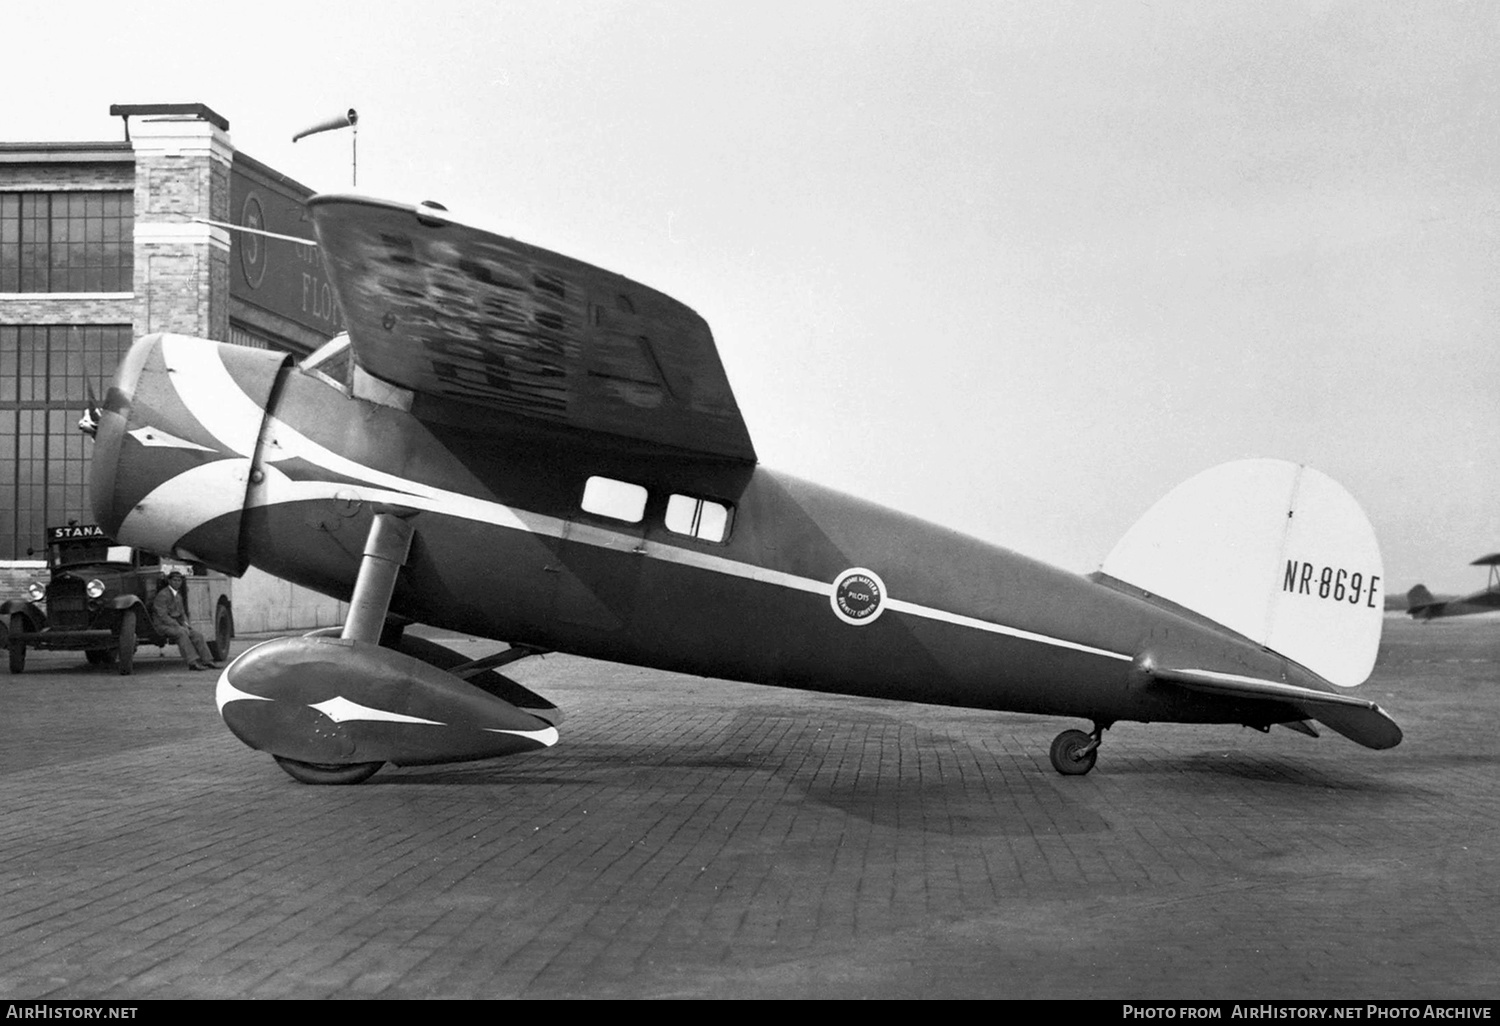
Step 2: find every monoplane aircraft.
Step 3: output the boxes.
[87,194,1402,785]
[1407,555,1500,620]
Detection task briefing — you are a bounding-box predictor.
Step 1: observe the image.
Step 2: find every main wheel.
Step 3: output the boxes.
[1049,728,1098,776]
[8,614,25,674]
[273,756,384,785]
[210,603,233,663]
[85,649,111,666]
[117,609,137,676]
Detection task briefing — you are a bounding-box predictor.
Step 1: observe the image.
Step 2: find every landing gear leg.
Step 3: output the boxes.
[1049,722,1109,776]
[274,512,414,786]
[342,512,415,644]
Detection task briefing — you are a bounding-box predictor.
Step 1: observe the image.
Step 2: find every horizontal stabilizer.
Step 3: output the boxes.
[1147,664,1403,750]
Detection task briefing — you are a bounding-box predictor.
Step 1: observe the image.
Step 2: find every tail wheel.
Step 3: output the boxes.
[273,756,383,785]
[210,603,233,663]
[117,609,137,676]
[8,614,25,674]
[1049,728,1099,776]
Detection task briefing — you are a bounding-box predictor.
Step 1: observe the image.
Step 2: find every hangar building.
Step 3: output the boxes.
[0,103,347,632]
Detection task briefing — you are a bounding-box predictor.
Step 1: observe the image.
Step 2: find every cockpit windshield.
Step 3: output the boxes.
[300,333,354,390]
[298,331,413,411]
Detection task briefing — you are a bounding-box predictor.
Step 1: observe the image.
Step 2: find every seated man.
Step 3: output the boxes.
[151,571,219,671]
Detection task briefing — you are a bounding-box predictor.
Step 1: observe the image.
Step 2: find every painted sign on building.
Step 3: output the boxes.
[229,155,344,336]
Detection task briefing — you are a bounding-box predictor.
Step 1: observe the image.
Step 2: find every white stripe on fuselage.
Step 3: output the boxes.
[161,335,275,458]
[120,458,254,556]
[153,339,1132,666]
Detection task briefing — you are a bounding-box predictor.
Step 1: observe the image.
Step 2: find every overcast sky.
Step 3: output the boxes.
[7,1,1497,594]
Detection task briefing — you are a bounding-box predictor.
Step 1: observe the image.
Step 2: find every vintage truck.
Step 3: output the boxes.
[3,524,233,675]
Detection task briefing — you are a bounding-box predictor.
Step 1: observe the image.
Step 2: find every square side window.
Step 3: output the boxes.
[581,476,647,523]
[665,494,730,543]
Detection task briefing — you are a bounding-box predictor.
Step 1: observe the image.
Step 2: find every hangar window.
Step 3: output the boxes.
[0,324,132,558]
[665,494,731,543]
[580,476,647,523]
[0,192,133,293]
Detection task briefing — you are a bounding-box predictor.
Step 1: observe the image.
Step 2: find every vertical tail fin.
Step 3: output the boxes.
[1102,460,1383,688]
[1405,585,1438,619]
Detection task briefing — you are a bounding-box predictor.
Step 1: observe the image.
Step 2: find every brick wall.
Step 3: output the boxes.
[0,563,46,600]
[0,162,134,192]
[0,297,133,324]
[130,120,231,341]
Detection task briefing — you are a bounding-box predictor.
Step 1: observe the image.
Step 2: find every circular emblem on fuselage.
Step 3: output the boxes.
[830,567,887,626]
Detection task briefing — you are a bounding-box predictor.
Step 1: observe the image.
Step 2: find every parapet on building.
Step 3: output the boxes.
[0,103,346,631]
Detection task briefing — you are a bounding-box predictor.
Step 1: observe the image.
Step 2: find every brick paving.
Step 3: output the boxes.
[0,617,1495,999]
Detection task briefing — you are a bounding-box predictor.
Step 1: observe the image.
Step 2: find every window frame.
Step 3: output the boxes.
[663,492,734,544]
[0,324,134,558]
[0,191,134,294]
[579,475,649,525]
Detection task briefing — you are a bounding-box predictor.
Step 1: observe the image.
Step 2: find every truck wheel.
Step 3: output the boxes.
[8,614,24,674]
[210,603,233,663]
[117,609,137,676]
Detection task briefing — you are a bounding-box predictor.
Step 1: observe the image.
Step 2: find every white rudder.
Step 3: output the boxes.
[1102,459,1383,688]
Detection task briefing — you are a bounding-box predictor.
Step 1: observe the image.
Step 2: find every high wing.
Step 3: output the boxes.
[1145,663,1403,750]
[309,194,757,463]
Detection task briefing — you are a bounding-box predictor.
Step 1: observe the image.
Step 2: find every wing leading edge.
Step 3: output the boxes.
[310,194,756,462]
[1147,663,1403,750]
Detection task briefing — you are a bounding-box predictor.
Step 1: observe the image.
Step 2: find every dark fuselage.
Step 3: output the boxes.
[177,347,1309,731]
[90,334,1324,738]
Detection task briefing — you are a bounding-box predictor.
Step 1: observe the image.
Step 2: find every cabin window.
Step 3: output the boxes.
[665,494,731,543]
[581,476,647,523]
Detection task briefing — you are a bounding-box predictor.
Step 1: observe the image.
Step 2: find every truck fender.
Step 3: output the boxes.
[0,601,46,631]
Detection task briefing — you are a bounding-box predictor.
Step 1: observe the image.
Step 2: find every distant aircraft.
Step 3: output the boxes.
[86,194,1401,785]
[1407,555,1500,620]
